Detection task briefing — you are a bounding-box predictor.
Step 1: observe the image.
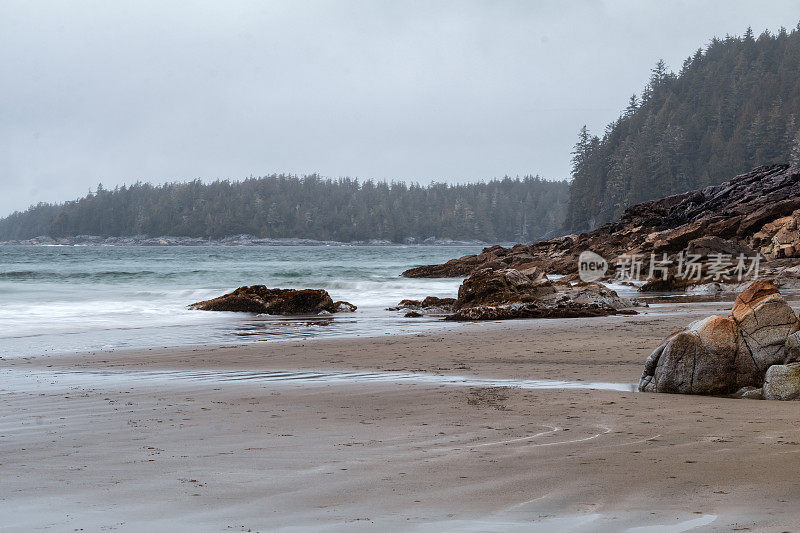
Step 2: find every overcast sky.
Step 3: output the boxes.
[1,1,798,216]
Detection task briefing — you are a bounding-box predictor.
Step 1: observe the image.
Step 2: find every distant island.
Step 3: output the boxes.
[6,26,800,246]
[0,175,568,244]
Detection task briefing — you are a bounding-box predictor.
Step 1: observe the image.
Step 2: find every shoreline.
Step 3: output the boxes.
[5,301,800,530]
[0,239,497,247]
[3,299,733,366]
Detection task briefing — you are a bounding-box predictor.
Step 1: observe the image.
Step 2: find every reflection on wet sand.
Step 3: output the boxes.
[1,367,636,393]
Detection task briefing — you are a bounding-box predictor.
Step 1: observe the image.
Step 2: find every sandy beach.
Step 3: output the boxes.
[3,301,800,532]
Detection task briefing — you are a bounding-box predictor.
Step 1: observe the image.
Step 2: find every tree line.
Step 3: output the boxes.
[565,24,800,232]
[8,24,796,244]
[0,175,570,243]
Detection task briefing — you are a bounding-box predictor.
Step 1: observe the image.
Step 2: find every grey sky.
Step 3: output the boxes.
[1,1,798,216]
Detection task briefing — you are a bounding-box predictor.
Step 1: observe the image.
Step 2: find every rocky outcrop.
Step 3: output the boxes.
[403,165,800,286]
[190,285,356,315]
[402,254,487,278]
[452,267,553,310]
[403,244,541,278]
[444,267,637,321]
[685,235,756,258]
[638,279,800,396]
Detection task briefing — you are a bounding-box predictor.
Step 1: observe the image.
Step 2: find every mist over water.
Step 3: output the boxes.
[0,245,480,357]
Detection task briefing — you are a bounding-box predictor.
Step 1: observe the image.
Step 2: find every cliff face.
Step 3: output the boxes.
[403,164,800,280]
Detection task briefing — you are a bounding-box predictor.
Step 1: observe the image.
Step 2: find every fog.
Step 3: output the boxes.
[1,0,797,216]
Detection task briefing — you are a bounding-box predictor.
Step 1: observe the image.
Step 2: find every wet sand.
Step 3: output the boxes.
[3,301,800,531]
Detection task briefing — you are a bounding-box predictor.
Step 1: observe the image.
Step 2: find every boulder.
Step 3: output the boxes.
[731,279,800,374]
[639,279,800,397]
[638,316,740,395]
[763,363,800,400]
[190,285,354,315]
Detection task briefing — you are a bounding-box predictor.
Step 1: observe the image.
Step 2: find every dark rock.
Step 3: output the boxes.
[639,274,691,292]
[397,296,456,309]
[190,285,354,315]
[334,301,358,312]
[395,296,456,313]
[420,296,455,308]
[401,254,483,278]
[190,292,269,313]
[404,311,423,318]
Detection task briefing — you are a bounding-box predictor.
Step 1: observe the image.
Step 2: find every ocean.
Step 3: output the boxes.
[0,245,482,358]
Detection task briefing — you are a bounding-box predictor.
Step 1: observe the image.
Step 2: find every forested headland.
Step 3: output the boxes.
[0,175,569,244]
[565,24,800,232]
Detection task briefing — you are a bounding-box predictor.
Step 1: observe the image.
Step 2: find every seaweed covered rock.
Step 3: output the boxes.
[446,303,632,321]
[190,285,355,315]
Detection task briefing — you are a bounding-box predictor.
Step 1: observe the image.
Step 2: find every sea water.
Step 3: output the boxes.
[0,245,481,358]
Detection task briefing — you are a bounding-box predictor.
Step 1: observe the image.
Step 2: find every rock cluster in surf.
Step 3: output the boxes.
[638,279,800,399]
[189,285,356,315]
[397,266,639,321]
